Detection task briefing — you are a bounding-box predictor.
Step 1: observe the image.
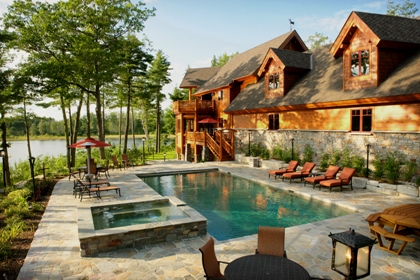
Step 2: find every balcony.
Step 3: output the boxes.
[172,100,215,114]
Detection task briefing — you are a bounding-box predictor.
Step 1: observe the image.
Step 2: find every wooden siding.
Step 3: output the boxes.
[344,29,377,90]
[375,104,420,131]
[377,48,409,85]
[232,104,420,132]
[264,59,284,98]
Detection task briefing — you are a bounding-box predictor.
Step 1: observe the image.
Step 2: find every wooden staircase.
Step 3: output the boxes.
[205,130,235,161]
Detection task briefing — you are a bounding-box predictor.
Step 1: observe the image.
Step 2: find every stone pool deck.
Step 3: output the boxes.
[18,160,420,280]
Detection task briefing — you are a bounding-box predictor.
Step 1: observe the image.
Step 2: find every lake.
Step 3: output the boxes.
[7,138,143,166]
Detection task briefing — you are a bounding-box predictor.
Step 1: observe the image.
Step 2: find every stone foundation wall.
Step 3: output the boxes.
[235,130,420,166]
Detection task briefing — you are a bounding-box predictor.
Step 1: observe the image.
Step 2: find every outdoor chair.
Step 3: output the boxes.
[68,167,80,180]
[122,154,134,169]
[282,162,316,183]
[304,165,340,188]
[199,237,229,279]
[268,160,299,180]
[256,226,287,258]
[319,167,356,192]
[97,159,110,178]
[111,155,121,170]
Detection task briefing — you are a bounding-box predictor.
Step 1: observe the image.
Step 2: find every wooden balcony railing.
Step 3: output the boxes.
[172,100,215,113]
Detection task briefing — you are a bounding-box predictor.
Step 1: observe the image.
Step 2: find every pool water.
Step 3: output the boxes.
[140,171,353,241]
[91,200,189,230]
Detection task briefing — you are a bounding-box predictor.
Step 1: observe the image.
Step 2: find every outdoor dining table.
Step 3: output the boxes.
[224,254,310,280]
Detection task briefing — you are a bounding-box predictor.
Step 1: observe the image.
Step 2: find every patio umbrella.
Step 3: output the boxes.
[199,118,218,132]
[198,117,218,124]
[68,137,111,180]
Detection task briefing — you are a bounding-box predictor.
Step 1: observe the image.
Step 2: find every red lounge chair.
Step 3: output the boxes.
[282,162,316,183]
[268,160,299,180]
[319,167,356,192]
[304,165,340,188]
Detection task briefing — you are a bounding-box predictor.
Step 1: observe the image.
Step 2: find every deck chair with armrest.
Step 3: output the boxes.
[255,226,287,258]
[319,167,356,192]
[111,155,121,171]
[304,165,340,188]
[97,159,110,178]
[122,154,134,169]
[199,237,229,280]
[268,160,299,180]
[282,162,316,183]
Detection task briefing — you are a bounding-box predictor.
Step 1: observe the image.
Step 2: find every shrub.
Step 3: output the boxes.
[372,157,385,180]
[400,161,418,182]
[319,153,330,170]
[271,145,283,160]
[302,145,314,163]
[247,143,269,158]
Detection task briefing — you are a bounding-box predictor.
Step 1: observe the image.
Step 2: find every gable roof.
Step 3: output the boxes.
[258,48,312,76]
[179,67,221,88]
[225,45,420,113]
[331,11,420,57]
[193,30,308,94]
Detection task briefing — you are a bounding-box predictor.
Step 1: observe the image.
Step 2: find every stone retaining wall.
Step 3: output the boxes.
[235,130,420,166]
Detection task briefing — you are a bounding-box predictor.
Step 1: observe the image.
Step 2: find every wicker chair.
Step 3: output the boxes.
[199,237,229,279]
[255,226,287,258]
[268,160,299,180]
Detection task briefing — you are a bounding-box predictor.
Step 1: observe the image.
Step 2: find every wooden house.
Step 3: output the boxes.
[174,11,420,164]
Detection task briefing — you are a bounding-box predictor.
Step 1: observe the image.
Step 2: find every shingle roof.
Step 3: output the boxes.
[194,31,305,94]
[179,67,221,88]
[270,48,312,70]
[225,45,420,112]
[354,11,420,45]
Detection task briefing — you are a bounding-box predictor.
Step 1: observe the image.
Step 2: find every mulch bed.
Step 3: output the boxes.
[0,179,56,280]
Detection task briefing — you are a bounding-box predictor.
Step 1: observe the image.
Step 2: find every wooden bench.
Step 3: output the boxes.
[95,185,121,199]
[369,225,415,255]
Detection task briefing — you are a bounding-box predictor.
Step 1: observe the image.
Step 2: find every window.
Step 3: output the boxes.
[351,50,370,76]
[351,109,372,132]
[269,73,279,90]
[268,114,279,130]
[218,90,224,100]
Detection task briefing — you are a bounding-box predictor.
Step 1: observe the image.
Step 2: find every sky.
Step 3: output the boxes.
[1,0,419,119]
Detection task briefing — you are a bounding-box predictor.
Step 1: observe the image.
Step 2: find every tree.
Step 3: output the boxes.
[211,52,238,67]
[306,32,330,50]
[148,50,171,153]
[4,0,156,160]
[169,87,189,101]
[387,0,418,18]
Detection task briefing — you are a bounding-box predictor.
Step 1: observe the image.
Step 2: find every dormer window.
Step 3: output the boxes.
[351,50,370,76]
[218,90,224,100]
[269,73,280,90]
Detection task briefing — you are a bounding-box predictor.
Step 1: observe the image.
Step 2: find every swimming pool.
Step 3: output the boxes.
[140,171,353,241]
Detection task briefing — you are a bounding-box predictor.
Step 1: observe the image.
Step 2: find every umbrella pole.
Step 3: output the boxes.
[86,147,91,181]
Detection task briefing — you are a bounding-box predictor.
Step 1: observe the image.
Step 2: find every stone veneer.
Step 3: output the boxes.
[78,197,207,256]
[235,129,420,167]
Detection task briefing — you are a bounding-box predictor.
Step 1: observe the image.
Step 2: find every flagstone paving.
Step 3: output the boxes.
[18,160,420,280]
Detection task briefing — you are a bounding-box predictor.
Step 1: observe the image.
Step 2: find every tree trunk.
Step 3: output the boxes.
[94,83,105,159]
[1,115,11,188]
[119,104,122,148]
[87,91,91,138]
[71,93,84,167]
[155,94,160,153]
[131,106,136,147]
[61,94,71,169]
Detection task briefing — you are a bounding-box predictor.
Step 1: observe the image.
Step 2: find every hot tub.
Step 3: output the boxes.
[78,197,206,256]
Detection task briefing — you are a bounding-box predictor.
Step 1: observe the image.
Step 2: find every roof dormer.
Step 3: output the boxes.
[330,11,420,91]
[258,48,311,98]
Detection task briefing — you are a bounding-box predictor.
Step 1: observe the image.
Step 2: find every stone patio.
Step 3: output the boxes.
[17,160,420,280]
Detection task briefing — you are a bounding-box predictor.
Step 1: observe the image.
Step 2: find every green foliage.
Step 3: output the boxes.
[0,216,25,260]
[372,157,385,180]
[271,145,283,160]
[246,143,269,159]
[387,0,418,18]
[319,147,365,174]
[211,52,239,67]
[400,161,418,182]
[301,145,314,163]
[384,151,404,184]
[306,32,330,50]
